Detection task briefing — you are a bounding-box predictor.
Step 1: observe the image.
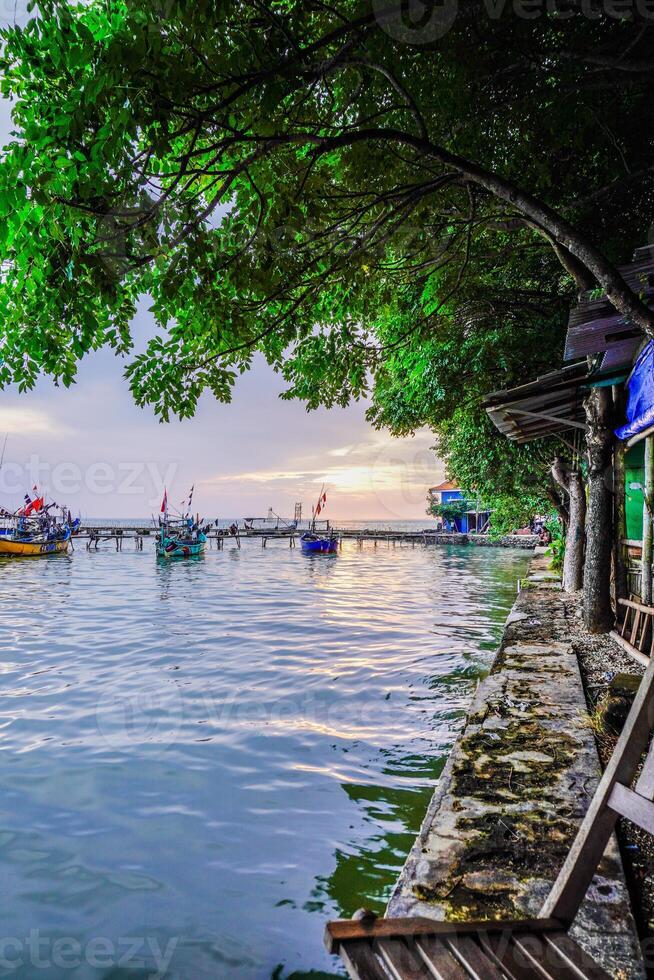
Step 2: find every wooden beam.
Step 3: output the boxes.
[541,654,654,923]
[627,423,654,448]
[608,783,654,834]
[617,597,654,614]
[609,630,649,667]
[503,407,587,431]
[324,917,563,954]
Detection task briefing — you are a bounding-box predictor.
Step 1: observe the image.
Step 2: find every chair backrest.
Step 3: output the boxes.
[612,596,654,665]
[541,652,654,924]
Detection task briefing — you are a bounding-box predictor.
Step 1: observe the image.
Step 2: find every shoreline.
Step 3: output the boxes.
[386,548,645,978]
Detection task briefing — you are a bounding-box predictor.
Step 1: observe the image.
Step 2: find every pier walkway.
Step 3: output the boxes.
[385,550,644,977]
[74,525,538,551]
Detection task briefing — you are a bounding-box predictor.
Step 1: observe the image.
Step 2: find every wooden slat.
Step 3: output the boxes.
[483,933,554,980]
[637,742,654,799]
[512,934,592,980]
[609,629,649,667]
[415,936,469,980]
[541,653,654,923]
[335,927,613,980]
[324,917,562,952]
[544,933,613,980]
[622,596,652,612]
[608,782,654,833]
[378,939,428,980]
[445,935,505,980]
[341,940,390,980]
[627,422,654,448]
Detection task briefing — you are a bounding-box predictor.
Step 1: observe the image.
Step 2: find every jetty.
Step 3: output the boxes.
[74,524,538,551]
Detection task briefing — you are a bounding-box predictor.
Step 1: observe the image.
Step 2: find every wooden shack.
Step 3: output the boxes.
[484,244,654,606]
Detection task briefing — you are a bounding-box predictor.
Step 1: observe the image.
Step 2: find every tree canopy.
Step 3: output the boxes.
[1,1,653,509]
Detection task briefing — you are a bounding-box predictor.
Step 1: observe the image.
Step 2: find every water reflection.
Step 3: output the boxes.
[0,541,528,978]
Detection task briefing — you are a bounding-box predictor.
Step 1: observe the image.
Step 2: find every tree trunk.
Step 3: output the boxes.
[583,387,615,633]
[545,485,569,527]
[551,457,585,592]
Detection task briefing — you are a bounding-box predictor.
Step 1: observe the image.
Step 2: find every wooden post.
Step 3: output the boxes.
[642,435,654,604]
[613,434,628,602]
[613,385,628,602]
[542,652,654,923]
[583,387,615,632]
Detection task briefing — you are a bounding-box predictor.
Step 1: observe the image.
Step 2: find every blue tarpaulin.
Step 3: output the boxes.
[616,341,654,441]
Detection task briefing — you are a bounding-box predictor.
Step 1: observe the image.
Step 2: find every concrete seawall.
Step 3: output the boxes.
[388,550,645,977]
[421,533,539,549]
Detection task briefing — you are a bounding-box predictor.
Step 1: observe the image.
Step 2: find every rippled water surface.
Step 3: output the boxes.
[0,541,529,979]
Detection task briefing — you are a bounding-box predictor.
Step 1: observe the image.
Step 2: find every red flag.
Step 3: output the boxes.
[160,489,168,513]
[322,493,327,504]
[316,502,321,515]
[31,497,44,513]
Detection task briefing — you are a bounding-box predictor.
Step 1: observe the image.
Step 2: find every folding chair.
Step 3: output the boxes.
[325,654,654,979]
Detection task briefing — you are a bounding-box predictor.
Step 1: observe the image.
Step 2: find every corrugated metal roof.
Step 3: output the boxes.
[565,247,654,362]
[483,363,591,444]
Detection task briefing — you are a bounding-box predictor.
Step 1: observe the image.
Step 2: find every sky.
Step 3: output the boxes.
[0,6,443,521]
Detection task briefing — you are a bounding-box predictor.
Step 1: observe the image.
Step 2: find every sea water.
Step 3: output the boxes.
[0,540,529,978]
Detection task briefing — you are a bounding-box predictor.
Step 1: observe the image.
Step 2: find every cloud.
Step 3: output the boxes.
[327,445,354,457]
[0,407,70,436]
[200,431,442,504]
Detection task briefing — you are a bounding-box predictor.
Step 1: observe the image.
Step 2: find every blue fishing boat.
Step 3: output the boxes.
[156,486,208,559]
[300,531,338,554]
[156,527,207,558]
[300,486,338,554]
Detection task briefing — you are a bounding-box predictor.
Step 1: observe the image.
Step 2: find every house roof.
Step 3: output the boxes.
[564,244,653,372]
[483,363,594,444]
[429,480,459,492]
[484,245,651,446]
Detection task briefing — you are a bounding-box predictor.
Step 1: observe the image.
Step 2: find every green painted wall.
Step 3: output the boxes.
[625,442,645,540]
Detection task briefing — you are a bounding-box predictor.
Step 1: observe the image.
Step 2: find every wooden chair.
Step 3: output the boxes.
[325,653,654,979]
[612,596,654,666]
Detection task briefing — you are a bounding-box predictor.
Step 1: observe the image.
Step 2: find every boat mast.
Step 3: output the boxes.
[312,484,325,532]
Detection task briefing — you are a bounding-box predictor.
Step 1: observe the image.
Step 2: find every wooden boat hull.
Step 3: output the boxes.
[0,537,70,557]
[300,535,338,554]
[156,536,207,559]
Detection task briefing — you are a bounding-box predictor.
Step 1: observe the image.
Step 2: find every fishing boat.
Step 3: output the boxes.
[300,487,338,554]
[300,531,338,554]
[156,486,208,559]
[0,492,74,557]
[0,527,71,557]
[243,512,299,536]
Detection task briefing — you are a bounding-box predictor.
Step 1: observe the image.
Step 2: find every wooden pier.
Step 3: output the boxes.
[74,525,538,551]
